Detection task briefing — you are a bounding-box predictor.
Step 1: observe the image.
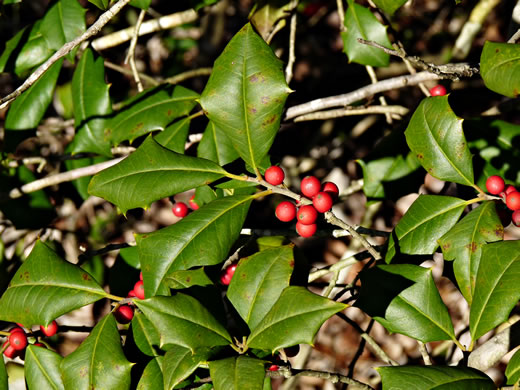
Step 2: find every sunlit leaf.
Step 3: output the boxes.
[506,348,520,385]
[163,346,215,390]
[197,121,239,166]
[25,345,65,390]
[155,117,190,153]
[209,356,266,390]
[371,0,408,15]
[165,268,213,289]
[480,41,520,98]
[137,357,163,390]
[131,311,160,356]
[250,0,293,40]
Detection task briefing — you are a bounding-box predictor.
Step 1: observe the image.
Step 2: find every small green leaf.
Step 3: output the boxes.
[377,366,495,389]
[0,357,6,390]
[405,96,474,186]
[438,202,503,304]
[70,48,112,156]
[356,264,456,342]
[228,245,295,330]
[88,0,109,10]
[5,59,63,130]
[0,241,108,327]
[165,268,213,289]
[371,0,408,15]
[130,0,151,9]
[197,121,239,166]
[134,294,232,352]
[119,246,140,268]
[341,0,392,67]
[209,356,266,390]
[155,117,190,153]
[506,348,520,384]
[13,21,54,77]
[25,345,65,390]
[247,286,346,352]
[163,346,215,390]
[480,41,520,98]
[88,136,228,213]
[137,357,163,390]
[131,311,160,356]
[105,85,198,145]
[0,26,28,73]
[138,194,253,296]
[250,0,293,40]
[200,23,290,174]
[385,195,466,263]
[470,240,520,341]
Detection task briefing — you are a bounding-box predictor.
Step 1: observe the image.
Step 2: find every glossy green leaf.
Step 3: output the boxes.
[470,240,520,341]
[155,117,190,153]
[119,246,140,268]
[341,0,392,67]
[250,0,293,40]
[247,286,346,352]
[198,120,239,166]
[438,202,503,304]
[61,314,133,390]
[134,294,232,352]
[137,357,163,390]
[41,0,85,62]
[88,136,228,213]
[0,26,27,73]
[70,48,112,156]
[130,0,151,9]
[3,0,22,5]
[209,356,266,390]
[193,185,219,207]
[0,241,108,327]
[163,346,214,390]
[5,59,63,130]
[131,311,160,356]
[480,41,520,98]
[13,21,54,77]
[0,357,6,390]
[377,366,495,390]
[165,268,213,289]
[88,0,109,10]
[228,245,295,330]
[200,23,290,173]
[25,345,65,390]
[506,348,520,384]
[137,194,253,296]
[371,0,408,15]
[105,85,198,145]
[385,195,466,263]
[405,96,474,186]
[356,264,456,342]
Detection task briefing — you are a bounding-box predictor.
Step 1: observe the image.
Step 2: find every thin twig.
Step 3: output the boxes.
[418,341,432,365]
[366,65,392,123]
[125,9,146,92]
[285,12,297,84]
[336,0,346,31]
[0,0,133,110]
[308,251,370,283]
[394,42,430,97]
[164,68,213,85]
[104,60,159,86]
[348,319,374,378]
[293,105,409,122]
[269,366,374,389]
[508,27,520,43]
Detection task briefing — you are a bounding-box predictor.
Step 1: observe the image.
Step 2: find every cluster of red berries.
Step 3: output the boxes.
[2,320,58,359]
[220,263,237,286]
[172,194,200,218]
[429,85,447,96]
[114,272,145,324]
[485,175,520,227]
[265,166,339,238]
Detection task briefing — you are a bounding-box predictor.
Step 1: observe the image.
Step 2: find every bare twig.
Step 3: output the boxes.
[269,366,374,389]
[104,60,159,87]
[336,0,346,32]
[285,12,297,84]
[164,67,213,85]
[366,65,393,123]
[0,0,133,110]
[125,9,146,92]
[293,105,409,122]
[418,341,433,365]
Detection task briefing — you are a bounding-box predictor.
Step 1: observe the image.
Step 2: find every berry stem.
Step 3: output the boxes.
[0,331,10,337]
[106,293,125,302]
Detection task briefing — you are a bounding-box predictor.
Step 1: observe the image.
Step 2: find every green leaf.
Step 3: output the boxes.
[405,96,474,186]
[438,202,503,304]
[3,0,22,4]
[371,0,408,15]
[377,366,495,390]
[200,23,290,174]
[119,246,140,268]
[198,121,239,166]
[209,356,266,390]
[155,117,190,153]
[88,0,109,10]
[0,241,108,327]
[228,245,295,330]
[105,85,198,145]
[506,348,520,384]
[163,346,214,390]
[470,240,520,341]
[0,357,6,390]
[250,0,293,40]
[0,26,27,73]
[247,286,346,352]
[385,195,466,263]
[13,21,54,77]
[341,0,392,67]
[356,264,456,343]
[41,0,86,62]
[5,59,63,130]
[25,345,65,390]
[137,357,163,390]
[137,194,253,296]
[134,294,232,352]
[480,41,520,98]
[61,314,133,390]
[131,310,160,356]
[130,0,151,9]
[88,136,228,213]
[70,48,112,156]
[165,268,213,289]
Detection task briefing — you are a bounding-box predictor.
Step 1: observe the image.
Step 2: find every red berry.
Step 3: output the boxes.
[486,175,505,195]
[275,201,297,222]
[40,320,58,337]
[134,280,145,299]
[265,166,285,186]
[114,305,135,324]
[429,85,447,96]
[10,327,24,335]
[2,341,17,358]
[127,290,137,298]
[9,331,27,351]
[188,195,199,210]
[513,210,520,227]
[220,264,237,286]
[313,192,333,213]
[505,185,517,195]
[296,222,317,237]
[297,205,318,225]
[506,192,520,211]
[268,364,279,371]
[322,182,339,199]
[33,343,45,348]
[301,176,321,198]
[172,202,189,218]
[139,271,143,281]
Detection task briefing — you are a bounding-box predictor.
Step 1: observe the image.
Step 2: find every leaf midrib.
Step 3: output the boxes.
[241,29,257,172]
[8,282,107,296]
[28,348,61,390]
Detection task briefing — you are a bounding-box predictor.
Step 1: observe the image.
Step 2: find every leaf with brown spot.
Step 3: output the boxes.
[481,41,520,98]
